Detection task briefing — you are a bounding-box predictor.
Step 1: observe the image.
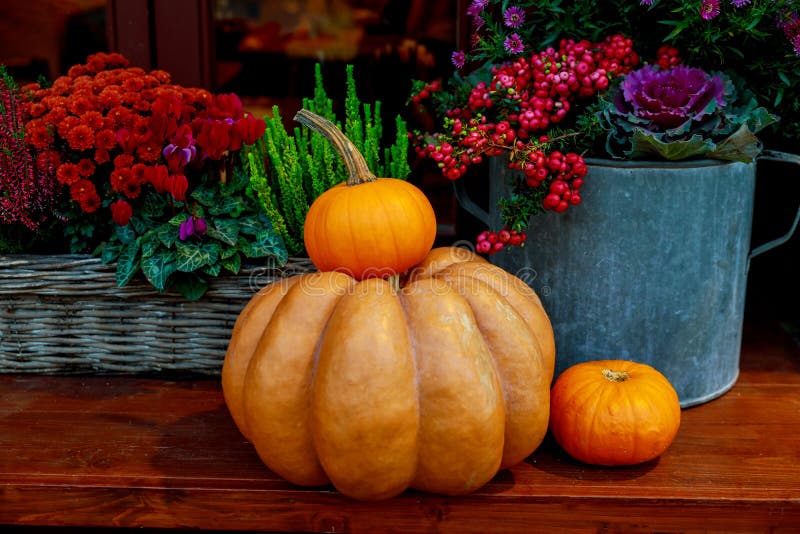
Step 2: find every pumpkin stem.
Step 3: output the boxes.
[602,369,630,382]
[294,109,377,186]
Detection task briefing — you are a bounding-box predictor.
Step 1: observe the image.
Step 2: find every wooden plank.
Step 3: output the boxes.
[0,321,798,532]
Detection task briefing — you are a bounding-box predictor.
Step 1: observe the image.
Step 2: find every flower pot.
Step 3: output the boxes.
[456,152,800,407]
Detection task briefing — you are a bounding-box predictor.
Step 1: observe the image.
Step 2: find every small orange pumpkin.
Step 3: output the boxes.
[222,246,555,500]
[296,109,437,279]
[549,360,681,466]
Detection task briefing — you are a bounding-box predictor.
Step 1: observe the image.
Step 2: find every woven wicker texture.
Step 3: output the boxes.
[0,255,315,375]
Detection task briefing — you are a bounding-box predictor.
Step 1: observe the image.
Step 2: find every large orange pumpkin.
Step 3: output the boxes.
[222,246,555,500]
[296,109,437,279]
[549,359,681,466]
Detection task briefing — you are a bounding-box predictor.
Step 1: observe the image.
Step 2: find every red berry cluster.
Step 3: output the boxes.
[475,227,527,255]
[513,143,587,213]
[409,80,441,105]
[655,45,682,70]
[411,34,639,253]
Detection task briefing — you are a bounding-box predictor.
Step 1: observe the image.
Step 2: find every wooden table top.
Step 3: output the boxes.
[1,321,798,533]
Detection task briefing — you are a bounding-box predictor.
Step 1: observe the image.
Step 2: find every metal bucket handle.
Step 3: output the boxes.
[749,150,800,265]
[453,151,800,266]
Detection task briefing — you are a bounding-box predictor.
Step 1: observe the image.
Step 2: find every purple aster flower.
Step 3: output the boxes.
[701,0,721,20]
[503,33,524,55]
[466,0,488,17]
[640,0,654,5]
[730,0,751,7]
[503,6,525,29]
[778,12,800,55]
[451,50,467,69]
[473,13,485,31]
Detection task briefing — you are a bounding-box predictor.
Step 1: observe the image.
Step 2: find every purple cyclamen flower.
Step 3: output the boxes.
[701,0,721,20]
[730,0,751,7]
[503,33,524,55]
[503,6,525,29]
[162,143,197,168]
[179,216,208,241]
[451,50,467,69]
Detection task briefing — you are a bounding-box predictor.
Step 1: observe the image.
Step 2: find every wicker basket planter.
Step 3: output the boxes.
[0,255,314,375]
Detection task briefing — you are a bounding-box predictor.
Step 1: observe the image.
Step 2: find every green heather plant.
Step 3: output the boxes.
[245,64,411,256]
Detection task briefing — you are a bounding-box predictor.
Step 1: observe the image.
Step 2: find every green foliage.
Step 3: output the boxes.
[244,64,411,256]
[99,161,287,300]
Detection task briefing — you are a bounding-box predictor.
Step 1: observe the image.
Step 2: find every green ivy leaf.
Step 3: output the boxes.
[115,224,137,245]
[206,218,239,246]
[141,250,177,292]
[100,242,122,264]
[221,253,241,274]
[169,213,190,227]
[241,229,288,263]
[237,214,264,236]
[175,241,210,272]
[172,275,209,301]
[203,263,222,277]
[191,184,218,207]
[208,195,241,216]
[156,224,178,248]
[116,238,141,287]
[141,231,161,258]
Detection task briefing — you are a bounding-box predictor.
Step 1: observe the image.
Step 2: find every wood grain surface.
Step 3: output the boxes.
[1,321,798,533]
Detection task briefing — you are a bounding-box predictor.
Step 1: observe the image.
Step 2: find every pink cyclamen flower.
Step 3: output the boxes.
[503,7,525,29]
[503,33,524,55]
[451,50,467,69]
[701,0,721,20]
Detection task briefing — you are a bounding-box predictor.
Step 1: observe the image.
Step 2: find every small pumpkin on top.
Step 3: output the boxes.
[296,109,437,279]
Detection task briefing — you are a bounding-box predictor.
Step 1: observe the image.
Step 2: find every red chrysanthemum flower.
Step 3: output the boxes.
[81,111,105,130]
[150,70,171,84]
[98,87,122,109]
[94,129,117,150]
[25,119,53,150]
[68,96,95,116]
[56,163,81,185]
[94,148,110,164]
[65,124,95,151]
[80,192,101,213]
[28,102,47,118]
[57,115,80,139]
[44,106,68,124]
[122,179,141,199]
[110,168,133,193]
[106,106,133,128]
[67,64,87,78]
[77,158,96,177]
[113,154,134,169]
[122,77,145,93]
[136,137,162,163]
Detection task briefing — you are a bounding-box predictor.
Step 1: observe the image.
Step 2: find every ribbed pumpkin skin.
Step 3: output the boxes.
[303,178,436,279]
[222,247,554,500]
[549,360,681,466]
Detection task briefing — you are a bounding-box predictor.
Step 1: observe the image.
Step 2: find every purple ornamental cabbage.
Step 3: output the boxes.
[616,65,726,130]
[601,65,777,162]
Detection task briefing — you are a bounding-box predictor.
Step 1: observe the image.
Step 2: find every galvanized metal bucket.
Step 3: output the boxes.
[455,151,800,407]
